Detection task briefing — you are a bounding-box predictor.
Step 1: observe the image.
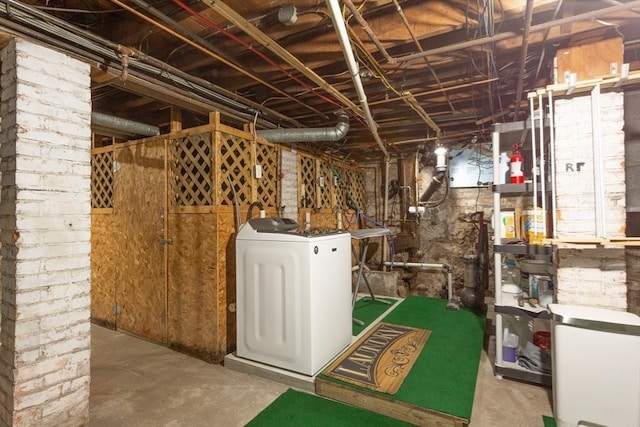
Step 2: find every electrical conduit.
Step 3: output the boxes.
[325,0,389,159]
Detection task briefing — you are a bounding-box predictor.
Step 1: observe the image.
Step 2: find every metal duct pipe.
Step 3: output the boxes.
[256,111,349,143]
[91,112,160,138]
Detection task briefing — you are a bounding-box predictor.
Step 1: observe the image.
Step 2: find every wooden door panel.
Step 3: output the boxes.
[113,140,166,343]
[167,214,219,360]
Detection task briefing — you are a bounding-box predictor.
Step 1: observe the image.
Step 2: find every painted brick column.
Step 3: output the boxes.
[280,148,298,219]
[0,38,91,425]
[554,90,627,309]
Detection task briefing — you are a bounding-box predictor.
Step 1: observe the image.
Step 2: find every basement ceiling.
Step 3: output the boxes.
[2,0,640,161]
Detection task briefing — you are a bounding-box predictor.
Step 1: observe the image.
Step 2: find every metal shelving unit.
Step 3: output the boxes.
[492,118,554,386]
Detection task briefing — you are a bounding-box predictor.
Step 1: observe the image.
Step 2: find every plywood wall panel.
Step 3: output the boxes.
[167,213,219,361]
[90,213,116,328]
[297,211,353,231]
[217,211,237,354]
[90,117,364,362]
[113,139,167,343]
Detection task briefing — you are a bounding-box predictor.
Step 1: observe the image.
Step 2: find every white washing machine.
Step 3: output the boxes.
[235,217,352,376]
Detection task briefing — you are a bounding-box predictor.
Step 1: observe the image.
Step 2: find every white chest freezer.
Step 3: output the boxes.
[549,304,640,427]
[235,218,352,376]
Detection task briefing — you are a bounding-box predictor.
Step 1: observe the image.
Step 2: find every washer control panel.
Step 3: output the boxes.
[248,217,299,232]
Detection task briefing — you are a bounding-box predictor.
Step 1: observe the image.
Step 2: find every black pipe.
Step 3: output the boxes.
[246,202,264,221]
[419,171,446,203]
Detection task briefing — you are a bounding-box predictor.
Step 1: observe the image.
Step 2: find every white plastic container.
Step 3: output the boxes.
[498,152,510,184]
[549,304,640,427]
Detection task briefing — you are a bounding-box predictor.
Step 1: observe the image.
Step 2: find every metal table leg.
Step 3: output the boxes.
[351,238,391,325]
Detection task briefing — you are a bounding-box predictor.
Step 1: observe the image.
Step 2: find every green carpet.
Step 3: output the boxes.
[352,297,397,336]
[320,295,486,421]
[542,415,557,427]
[245,389,414,426]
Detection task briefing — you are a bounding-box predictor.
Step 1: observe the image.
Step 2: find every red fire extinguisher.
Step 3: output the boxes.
[510,143,524,184]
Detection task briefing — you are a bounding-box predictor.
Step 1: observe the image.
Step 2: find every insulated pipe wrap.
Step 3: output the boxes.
[92,111,160,137]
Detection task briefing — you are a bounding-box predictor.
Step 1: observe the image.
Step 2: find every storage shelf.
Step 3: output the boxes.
[492,182,550,195]
[495,303,550,319]
[492,118,551,134]
[493,118,554,386]
[494,243,553,255]
[545,237,640,247]
[495,364,552,386]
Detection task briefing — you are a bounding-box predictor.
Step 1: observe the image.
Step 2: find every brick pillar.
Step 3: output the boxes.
[0,38,91,426]
[554,91,627,310]
[280,149,298,219]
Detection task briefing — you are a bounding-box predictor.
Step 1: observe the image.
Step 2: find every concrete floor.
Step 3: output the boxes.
[88,320,554,426]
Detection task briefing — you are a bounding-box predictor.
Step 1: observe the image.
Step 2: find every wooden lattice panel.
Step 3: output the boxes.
[91,151,113,209]
[299,155,316,209]
[348,169,366,211]
[219,132,252,206]
[318,160,332,209]
[332,165,349,211]
[255,142,278,208]
[170,133,213,206]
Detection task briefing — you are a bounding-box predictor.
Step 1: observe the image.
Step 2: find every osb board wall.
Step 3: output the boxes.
[90,142,116,329]
[217,209,236,354]
[167,212,219,360]
[556,37,623,83]
[297,210,358,231]
[90,112,366,362]
[90,214,116,328]
[113,139,167,344]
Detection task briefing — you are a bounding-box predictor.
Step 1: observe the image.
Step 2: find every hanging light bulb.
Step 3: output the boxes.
[434,145,448,171]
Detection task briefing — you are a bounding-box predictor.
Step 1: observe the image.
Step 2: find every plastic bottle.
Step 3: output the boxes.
[502,322,519,362]
[498,152,510,184]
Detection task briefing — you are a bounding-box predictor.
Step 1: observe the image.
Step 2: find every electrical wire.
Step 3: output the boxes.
[171,0,349,115]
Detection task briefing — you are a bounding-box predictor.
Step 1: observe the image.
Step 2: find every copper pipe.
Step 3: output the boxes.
[117,45,133,81]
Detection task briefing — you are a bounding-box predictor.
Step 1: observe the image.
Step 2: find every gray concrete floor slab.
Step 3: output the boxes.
[89,319,554,426]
